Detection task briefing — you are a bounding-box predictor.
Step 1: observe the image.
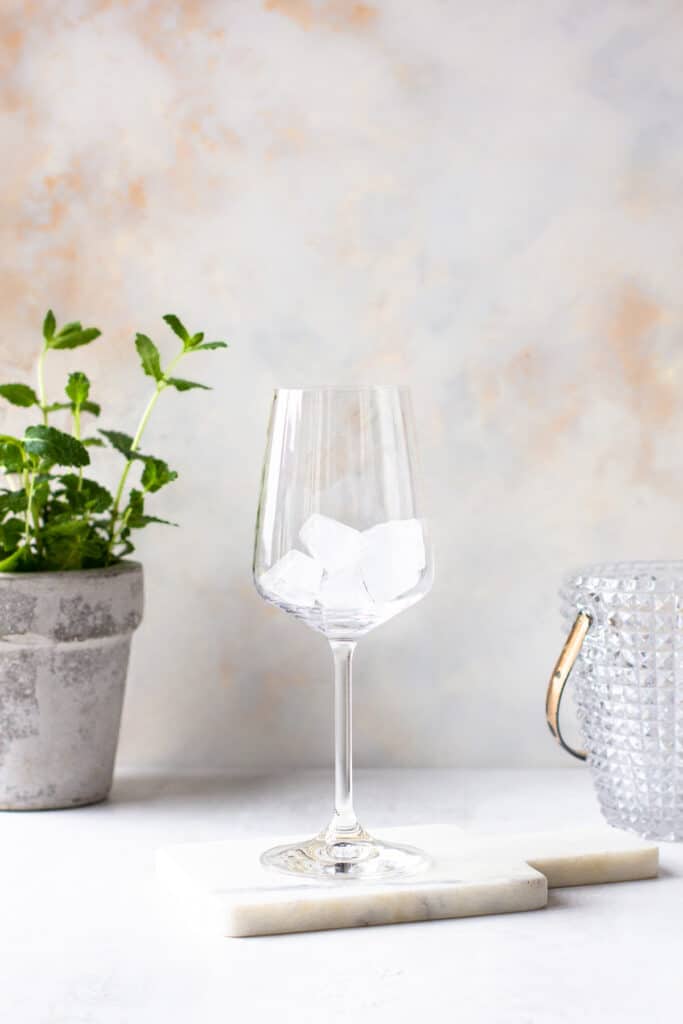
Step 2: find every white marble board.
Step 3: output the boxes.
[156,824,658,937]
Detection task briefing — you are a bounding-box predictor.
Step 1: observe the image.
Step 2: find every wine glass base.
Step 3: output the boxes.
[260,832,430,880]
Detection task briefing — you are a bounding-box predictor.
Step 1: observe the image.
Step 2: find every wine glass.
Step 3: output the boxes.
[253,386,434,879]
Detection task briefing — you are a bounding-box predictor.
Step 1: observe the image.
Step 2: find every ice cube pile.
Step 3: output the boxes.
[258,514,426,610]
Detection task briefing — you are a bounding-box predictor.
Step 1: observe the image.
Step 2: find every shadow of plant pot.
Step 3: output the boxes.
[0,561,143,810]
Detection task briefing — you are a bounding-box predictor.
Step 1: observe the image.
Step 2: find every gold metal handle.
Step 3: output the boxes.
[545,611,592,762]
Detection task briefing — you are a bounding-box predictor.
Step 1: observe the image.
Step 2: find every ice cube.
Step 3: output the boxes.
[258,550,323,607]
[360,519,426,603]
[319,566,372,611]
[299,514,362,574]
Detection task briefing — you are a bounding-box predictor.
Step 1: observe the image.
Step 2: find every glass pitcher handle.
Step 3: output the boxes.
[545,611,592,762]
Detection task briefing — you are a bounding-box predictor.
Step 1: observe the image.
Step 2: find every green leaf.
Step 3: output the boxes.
[126,488,176,528]
[41,522,98,570]
[115,536,135,558]
[0,438,24,473]
[42,498,70,520]
[51,378,99,417]
[140,456,178,493]
[128,488,143,516]
[43,518,89,537]
[135,333,163,381]
[24,425,90,467]
[82,533,110,567]
[2,516,25,544]
[57,321,82,336]
[165,377,211,392]
[65,372,90,406]
[0,516,25,552]
[0,543,27,572]
[59,474,113,514]
[31,480,50,517]
[162,314,190,345]
[132,514,176,528]
[192,341,228,351]
[189,332,204,346]
[42,309,56,341]
[112,524,136,559]
[81,479,112,513]
[0,383,39,407]
[0,489,27,515]
[83,437,105,448]
[50,327,101,350]
[99,429,136,459]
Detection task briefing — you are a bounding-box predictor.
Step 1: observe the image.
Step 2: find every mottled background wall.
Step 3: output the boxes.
[2,0,683,772]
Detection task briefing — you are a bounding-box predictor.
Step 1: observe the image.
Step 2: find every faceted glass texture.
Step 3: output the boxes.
[562,561,683,840]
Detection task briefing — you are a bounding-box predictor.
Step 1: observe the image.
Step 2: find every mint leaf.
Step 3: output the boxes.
[53,377,99,417]
[50,327,101,350]
[0,383,39,407]
[192,341,228,351]
[126,488,176,528]
[60,474,112,514]
[128,489,143,516]
[162,314,190,345]
[46,399,100,415]
[0,489,27,515]
[43,518,89,537]
[83,437,105,447]
[32,480,50,517]
[141,456,177,493]
[165,377,211,392]
[115,534,135,558]
[132,513,176,527]
[80,479,112,513]
[0,439,24,473]
[42,521,97,571]
[24,425,90,467]
[0,547,26,571]
[99,429,136,459]
[42,309,56,341]
[57,321,82,336]
[135,333,163,380]
[0,516,24,552]
[65,372,90,405]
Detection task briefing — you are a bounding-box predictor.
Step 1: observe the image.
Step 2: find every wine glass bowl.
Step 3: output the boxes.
[253,386,433,879]
[253,511,431,641]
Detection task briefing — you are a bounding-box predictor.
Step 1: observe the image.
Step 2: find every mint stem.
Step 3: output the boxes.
[105,348,185,563]
[72,403,83,490]
[21,463,34,553]
[37,347,49,426]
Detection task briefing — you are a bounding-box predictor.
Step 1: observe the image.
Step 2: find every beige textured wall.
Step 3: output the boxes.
[2,1,683,771]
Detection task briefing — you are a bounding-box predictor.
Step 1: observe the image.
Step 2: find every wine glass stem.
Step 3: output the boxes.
[328,639,361,839]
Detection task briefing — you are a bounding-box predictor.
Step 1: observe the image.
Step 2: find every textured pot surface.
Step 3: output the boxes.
[0,561,143,810]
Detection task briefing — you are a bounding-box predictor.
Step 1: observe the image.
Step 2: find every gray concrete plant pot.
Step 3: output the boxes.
[0,561,143,810]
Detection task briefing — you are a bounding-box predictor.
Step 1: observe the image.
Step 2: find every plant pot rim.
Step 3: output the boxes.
[0,559,142,581]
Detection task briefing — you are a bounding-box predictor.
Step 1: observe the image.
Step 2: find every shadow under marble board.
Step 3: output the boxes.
[156,824,658,937]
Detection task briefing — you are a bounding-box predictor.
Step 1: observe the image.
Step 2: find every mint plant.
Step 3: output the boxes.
[0,312,227,572]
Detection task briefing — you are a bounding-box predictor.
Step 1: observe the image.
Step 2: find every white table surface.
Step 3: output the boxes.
[3,768,680,1023]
